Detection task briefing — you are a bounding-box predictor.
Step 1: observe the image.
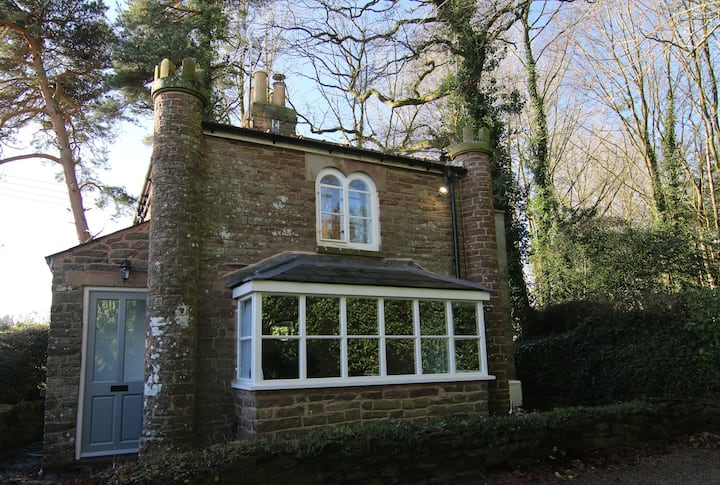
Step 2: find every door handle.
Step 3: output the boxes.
[110,385,129,392]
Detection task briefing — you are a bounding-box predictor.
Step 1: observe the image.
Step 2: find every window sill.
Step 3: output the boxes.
[232,373,495,391]
[316,245,384,258]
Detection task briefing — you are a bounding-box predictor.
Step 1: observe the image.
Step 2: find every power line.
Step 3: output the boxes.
[1,173,67,190]
[0,187,68,204]
[1,180,67,197]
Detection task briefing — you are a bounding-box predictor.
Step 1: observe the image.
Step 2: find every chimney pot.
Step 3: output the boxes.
[271,75,286,106]
[252,70,268,103]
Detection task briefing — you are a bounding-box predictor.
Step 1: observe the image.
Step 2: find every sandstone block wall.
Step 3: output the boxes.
[44,223,149,467]
[234,382,489,441]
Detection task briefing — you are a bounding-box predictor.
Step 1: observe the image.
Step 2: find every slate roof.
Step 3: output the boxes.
[224,252,491,292]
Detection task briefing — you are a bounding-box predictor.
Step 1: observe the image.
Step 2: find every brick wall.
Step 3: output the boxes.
[234,382,489,441]
[44,223,149,467]
[191,134,464,442]
[201,135,456,273]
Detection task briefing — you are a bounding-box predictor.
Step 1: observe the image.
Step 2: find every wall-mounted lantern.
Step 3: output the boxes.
[119,259,132,281]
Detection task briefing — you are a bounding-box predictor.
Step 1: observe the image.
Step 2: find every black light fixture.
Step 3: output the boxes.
[119,259,132,281]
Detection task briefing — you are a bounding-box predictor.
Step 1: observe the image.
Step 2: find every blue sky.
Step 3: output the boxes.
[0,119,153,321]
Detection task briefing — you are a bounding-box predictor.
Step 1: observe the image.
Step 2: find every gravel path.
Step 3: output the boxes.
[567,446,720,484]
[479,432,720,484]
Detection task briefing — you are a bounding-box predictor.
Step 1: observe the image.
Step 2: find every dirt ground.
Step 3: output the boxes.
[1,432,718,484]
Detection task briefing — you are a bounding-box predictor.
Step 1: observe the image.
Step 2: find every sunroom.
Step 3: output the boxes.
[224,252,495,392]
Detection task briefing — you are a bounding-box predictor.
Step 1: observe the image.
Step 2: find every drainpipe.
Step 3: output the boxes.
[447,168,461,279]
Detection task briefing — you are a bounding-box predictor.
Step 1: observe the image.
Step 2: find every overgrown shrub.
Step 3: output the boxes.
[531,215,704,310]
[516,296,720,409]
[0,324,49,403]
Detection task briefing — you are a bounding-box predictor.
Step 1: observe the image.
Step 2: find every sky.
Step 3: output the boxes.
[0,120,153,322]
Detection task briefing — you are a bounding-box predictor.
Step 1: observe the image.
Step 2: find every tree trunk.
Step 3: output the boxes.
[25,27,91,242]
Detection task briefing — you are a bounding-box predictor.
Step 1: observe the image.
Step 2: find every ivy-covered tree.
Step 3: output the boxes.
[0,0,131,242]
[432,0,531,320]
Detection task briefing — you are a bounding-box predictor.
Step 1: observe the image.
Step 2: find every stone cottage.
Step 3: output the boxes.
[42,58,515,466]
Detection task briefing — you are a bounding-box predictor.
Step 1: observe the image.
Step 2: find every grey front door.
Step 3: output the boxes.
[81,290,146,457]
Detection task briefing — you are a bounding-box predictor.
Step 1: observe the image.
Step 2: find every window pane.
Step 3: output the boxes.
[419,301,446,336]
[349,217,370,243]
[348,190,369,217]
[306,297,340,335]
[347,298,378,335]
[421,338,449,374]
[386,338,415,375]
[320,174,341,186]
[348,338,379,376]
[123,299,146,382]
[239,340,252,379]
[452,302,478,336]
[321,186,343,213]
[321,213,344,240]
[348,179,368,191]
[262,295,299,336]
[240,299,253,336]
[307,339,340,378]
[262,339,298,379]
[455,339,481,372]
[94,299,118,382]
[384,299,413,335]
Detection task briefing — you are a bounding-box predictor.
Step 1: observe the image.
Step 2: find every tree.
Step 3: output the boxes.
[112,0,272,124]
[511,0,570,306]
[0,0,127,243]
[656,0,720,286]
[273,0,453,155]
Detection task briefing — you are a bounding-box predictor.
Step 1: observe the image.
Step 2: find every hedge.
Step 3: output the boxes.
[516,297,720,410]
[0,325,49,404]
[100,400,719,484]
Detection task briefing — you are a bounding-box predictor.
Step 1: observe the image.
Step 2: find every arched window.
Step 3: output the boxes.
[316,168,379,251]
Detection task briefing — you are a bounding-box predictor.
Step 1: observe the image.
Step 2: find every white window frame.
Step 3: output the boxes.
[232,281,494,390]
[315,168,380,251]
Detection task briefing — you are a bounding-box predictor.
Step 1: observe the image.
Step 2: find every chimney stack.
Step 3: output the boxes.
[242,70,297,136]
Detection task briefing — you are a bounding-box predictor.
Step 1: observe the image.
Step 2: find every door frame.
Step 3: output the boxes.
[76,286,148,460]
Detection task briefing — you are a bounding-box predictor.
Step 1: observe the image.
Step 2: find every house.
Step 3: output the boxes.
[42,58,515,466]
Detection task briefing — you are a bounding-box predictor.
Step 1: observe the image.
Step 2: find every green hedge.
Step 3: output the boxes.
[0,325,49,404]
[516,294,720,409]
[101,400,718,484]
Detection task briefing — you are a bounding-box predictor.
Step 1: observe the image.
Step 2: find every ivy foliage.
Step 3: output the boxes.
[516,292,720,410]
